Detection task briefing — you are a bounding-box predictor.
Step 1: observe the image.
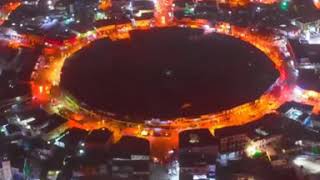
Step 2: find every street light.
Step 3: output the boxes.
[279,0,290,11]
[141,129,149,136]
[245,143,262,158]
[78,149,85,156]
[47,0,54,10]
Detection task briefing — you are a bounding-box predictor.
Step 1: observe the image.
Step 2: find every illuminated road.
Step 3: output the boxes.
[1,0,320,159]
[28,20,299,159]
[314,0,320,9]
[0,1,20,26]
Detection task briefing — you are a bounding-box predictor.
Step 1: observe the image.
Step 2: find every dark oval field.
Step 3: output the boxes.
[61,27,279,121]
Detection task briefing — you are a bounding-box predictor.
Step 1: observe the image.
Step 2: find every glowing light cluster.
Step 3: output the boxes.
[229,0,250,7]
[250,0,278,4]
[154,0,174,26]
[99,0,112,11]
[217,0,278,8]
[246,143,262,158]
[314,0,320,9]
[0,1,21,25]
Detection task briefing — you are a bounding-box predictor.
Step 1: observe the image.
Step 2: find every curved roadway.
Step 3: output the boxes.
[1,0,320,159]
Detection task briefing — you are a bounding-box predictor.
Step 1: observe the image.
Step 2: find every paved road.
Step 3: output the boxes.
[150,164,171,180]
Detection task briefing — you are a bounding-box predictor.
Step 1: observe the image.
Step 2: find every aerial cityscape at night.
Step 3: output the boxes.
[0,0,320,179]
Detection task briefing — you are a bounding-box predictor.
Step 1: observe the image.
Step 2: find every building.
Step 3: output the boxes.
[31,114,68,141]
[124,0,155,19]
[214,125,250,155]
[289,41,320,91]
[308,114,320,128]
[280,115,320,142]
[292,15,320,39]
[110,136,150,180]
[289,0,320,42]
[22,0,40,6]
[278,101,313,124]
[80,128,113,155]
[218,158,283,180]
[63,154,110,179]
[64,128,113,178]
[289,39,320,63]
[247,115,283,157]
[54,128,88,153]
[74,0,99,25]
[54,0,75,14]
[298,68,320,91]
[274,23,301,39]
[0,144,26,179]
[179,128,218,180]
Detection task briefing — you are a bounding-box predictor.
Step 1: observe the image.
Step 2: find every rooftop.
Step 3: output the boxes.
[41,114,67,133]
[179,128,218,149]
[214,125,249,138]
[179,151,215,167]
[59,128,88,146]
[85,128,112,144]
[111,136,150,158]
[277,101,313,114]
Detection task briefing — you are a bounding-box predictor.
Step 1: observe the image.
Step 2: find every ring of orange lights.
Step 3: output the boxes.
[30,19,296,137]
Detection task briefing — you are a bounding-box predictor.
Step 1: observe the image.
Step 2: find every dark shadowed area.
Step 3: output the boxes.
[61,27,278,121]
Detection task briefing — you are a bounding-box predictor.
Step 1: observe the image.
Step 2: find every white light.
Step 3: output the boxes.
[256,7,261,12]
[193,175,207,180]
[314,0,320,9]
[128,2,133,11]
[295,140,303,146]
[293,87,303,97]
[293,156,320,174]
[135,11,142,17]
[79,149,85,155]
[203,24,210,30]
[290,60,294,67]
